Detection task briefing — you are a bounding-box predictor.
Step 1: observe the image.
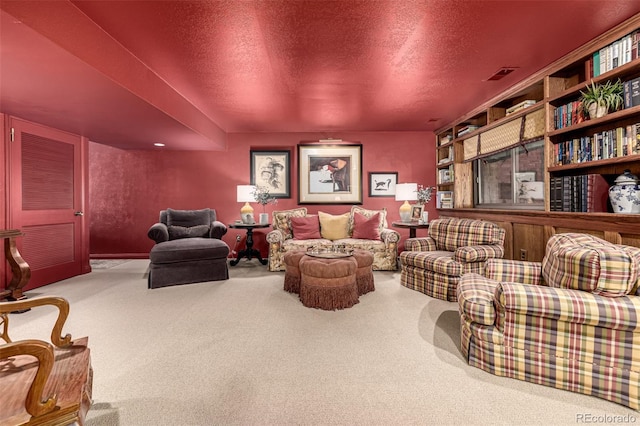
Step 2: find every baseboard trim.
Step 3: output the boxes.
[90,253,149,259]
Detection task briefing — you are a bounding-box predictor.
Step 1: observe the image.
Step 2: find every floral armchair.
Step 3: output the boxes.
[457,233,640,410]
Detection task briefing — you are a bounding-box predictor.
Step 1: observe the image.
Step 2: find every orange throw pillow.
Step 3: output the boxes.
[352,212,381,240]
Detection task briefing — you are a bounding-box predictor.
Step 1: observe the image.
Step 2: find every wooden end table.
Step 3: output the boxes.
[228,223,270,266]
[1,229,31,301]
[391,221,430,238]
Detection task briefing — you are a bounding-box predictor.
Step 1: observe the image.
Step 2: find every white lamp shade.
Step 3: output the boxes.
[395,183,418,201]
[237,185,256,203]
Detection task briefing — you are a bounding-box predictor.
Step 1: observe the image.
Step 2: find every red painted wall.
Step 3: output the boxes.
[89,131,436,257]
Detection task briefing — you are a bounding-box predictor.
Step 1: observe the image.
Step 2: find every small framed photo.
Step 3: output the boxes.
[250,150,290,198]
[368,172,398,197]
[410,204,423,221]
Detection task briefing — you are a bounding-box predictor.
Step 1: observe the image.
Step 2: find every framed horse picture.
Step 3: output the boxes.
[368,172,398,197]
[297,143,362,204]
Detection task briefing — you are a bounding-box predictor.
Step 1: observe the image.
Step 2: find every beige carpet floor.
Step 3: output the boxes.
[7,259,638,425]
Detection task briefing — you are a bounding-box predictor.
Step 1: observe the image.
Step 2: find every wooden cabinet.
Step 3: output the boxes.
[435,13,640,257]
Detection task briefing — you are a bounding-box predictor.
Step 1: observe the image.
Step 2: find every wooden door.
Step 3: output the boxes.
[8,118,84,290]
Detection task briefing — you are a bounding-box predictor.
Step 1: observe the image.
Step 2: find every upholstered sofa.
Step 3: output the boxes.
[265,206,400,271]
[399,217,505,301]
[458,233,640,410]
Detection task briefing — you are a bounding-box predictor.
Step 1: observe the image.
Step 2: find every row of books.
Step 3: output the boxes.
[456,125,478,138]
[438,165,453,184]
[549,174,609,212]
[436,191,453,209]
[553,100,585,130]
[553,124,640,166]
[624,76,640,108]
[591,29,639,77]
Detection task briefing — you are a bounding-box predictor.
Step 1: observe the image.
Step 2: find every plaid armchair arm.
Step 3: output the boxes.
[497,282,640,332]
[380,228,400,246]
[485,259,543,286]
[454,245,504,263]
[404,236,437,251]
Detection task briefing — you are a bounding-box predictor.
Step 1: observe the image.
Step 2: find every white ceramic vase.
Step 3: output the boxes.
[609,170,640,214]
[259,213,269,224]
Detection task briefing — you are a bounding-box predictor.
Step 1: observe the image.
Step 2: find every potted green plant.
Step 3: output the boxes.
[579,79,624,119]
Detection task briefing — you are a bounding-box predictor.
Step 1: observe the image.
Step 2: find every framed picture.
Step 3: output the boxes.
[250,150,290,198]
[368,172,398,197]
[297,143,362,204]
[410,204,423,221]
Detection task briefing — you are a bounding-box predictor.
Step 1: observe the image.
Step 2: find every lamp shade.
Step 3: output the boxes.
[237,185,256,203]
[395,183,418,201]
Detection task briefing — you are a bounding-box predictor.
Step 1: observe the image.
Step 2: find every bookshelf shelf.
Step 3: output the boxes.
[434,13,640,217]
[548,154,640,172]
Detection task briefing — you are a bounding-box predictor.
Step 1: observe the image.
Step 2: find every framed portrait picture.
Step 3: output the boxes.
[297,143,362,204]
[250,150,290,198]
[410,204,423,221]
[368,172,398,197]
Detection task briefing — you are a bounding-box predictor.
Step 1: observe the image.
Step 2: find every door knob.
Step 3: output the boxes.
[74,211,84,216]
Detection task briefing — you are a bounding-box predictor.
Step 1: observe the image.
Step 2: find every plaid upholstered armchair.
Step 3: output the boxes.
[399,218,505,301]
[458,233,640,410]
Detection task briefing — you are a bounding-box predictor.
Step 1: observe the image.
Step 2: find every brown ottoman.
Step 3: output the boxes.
[299,256,359,310]
[352,249,375,295]
[283,250,307,293]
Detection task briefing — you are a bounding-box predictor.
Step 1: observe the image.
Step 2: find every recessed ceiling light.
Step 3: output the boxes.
[154,143,165,147]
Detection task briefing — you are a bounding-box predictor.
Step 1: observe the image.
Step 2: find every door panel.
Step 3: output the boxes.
[9,118,83,290]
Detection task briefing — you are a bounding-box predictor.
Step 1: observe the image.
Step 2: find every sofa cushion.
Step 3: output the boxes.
[150,238,229,263]
[542,233,640,297]
[272,207,308,240]
[351,212,381,240]
[348,206,387,235]
[429,218,504,251]
[166,208,211,227]
[291,215,321,239]
[319,212,350,240]
[167,224,210,240]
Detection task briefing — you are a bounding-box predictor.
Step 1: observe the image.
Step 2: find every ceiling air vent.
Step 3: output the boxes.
[487,67,518,81]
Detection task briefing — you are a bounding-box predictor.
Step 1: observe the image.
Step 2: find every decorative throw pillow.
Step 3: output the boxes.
[348,206,386,236]
[318,212,350,240]
[291,216,321,240]
[168,224,210,240]
[352,212,381,240]
[166,208,211,227]
[272,208,308,240]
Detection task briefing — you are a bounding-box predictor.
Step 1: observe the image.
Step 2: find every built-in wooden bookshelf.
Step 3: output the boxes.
[434,13,640,260]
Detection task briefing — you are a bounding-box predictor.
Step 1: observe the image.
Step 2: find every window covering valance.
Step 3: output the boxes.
[462,108,545,162]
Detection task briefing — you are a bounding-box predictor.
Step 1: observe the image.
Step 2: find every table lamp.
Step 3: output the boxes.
[395,183,417,223]
[237,185,256,224]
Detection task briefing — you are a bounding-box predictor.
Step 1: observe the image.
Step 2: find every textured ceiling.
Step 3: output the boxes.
[1,1,640,150]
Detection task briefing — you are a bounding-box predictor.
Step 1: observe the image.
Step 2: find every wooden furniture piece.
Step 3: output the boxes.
[433,13,640,261]
[228,223,270,266]
[1,229,30,301]
[0,296,92,425]
[391,221,429,239]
